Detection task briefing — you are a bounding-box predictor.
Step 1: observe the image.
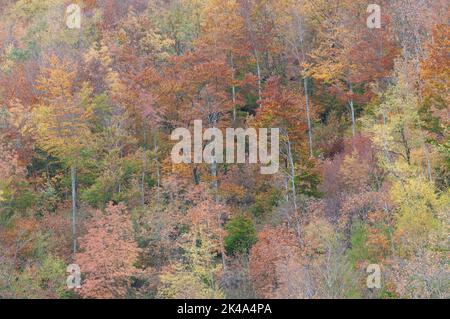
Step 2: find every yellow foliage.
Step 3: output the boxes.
[158,263,224,299]
[391,178,447,254]
[27,55,91,164]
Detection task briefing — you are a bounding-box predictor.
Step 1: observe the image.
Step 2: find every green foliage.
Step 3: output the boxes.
[37,255,71,298]
[224,215,257,256]
[295,168,322,197]
[35,185,59,214]
[250,188,280,217]
[0,182,36,225]
[9,255,70,299]
[80,150,148,207]
[349,221,369,265]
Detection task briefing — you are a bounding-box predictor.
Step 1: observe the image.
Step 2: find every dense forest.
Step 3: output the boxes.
[0,0,448,299]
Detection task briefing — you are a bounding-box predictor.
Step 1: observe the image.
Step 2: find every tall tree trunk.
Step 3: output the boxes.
[286,137,298,213]
[46,156,51,184]
[284,175,290,202]
[349,83,356,137]
[286,136,300,238]
[140,166,145,207]
[141,130,147,207]
[242,2,263,108]
[71,165,77,255]
[304,77,313,157]
[254,49,262,107]
[231,53,237,122]
[211,161,218,191]
[153,132,161,209]
[420,132,433,182]
[207,116,224,268]
[381,109,392,163]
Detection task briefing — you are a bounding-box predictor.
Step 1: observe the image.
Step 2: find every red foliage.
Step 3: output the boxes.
[249,226,301,298]
[75,202,140,299]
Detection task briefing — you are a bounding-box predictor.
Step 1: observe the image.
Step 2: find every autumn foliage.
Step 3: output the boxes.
[75,203,140,299]
[0,0,448,300]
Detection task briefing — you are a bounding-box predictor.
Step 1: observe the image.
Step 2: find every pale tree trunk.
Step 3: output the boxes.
[140,168,145,207]
[292,12,313,157]
[348,83,356,137]
[211,156,222,275]
[242,2,263,108]
[140,130,147,207]
[284,175,290,202]
[208,115,225,269]
[155,160,160,208]
[286,137,298,213]
[286,136,302,241]
[254,49,262,107]
[207,114,219,195]
[304,77,313,157]
[231,53,237,122]
[420,131,433,182]
[46,157,51,184]
[412,47,433,183]
[71,165,77,255]
[153,132,161,210]
[211,162,218,191]
[381,109,392,163]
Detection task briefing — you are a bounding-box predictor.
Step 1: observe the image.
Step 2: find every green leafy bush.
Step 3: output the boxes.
[224,215,257,256]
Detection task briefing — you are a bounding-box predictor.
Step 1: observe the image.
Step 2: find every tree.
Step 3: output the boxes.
[255,76,317,235]
[388,250,449,299]
[366,73,435,184]
[200,0,250,122]
[158,47,235,186]
[0,143,25,209]
[148,0,205,55]
[420,24,450,186]
[28,55,91,255]
[391,178,448,255]
[238,0,282,107]
[157,197,228,299]
[75,202,140,299]
[224,215,257,256]
[249,226,300,298]
[268,0,317,156]
[307,0,398,137]
[0,0,448,301]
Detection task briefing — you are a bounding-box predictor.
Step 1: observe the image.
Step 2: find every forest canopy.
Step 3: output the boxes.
[0,0,448,299]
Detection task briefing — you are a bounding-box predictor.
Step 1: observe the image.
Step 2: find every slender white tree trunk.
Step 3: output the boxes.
[287,137,298,213]
[254,49,262,107]
[71,165,77,255]
[153,132,161,210]
[286,137,302,240]
[141,130,147,207]
[304,77,313,157]
[381,109,391,163]
[420,132,433,182]
[349,83,356,137]
[231,53,237,122]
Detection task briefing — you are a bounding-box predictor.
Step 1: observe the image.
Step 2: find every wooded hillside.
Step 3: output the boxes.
[0,0,448,299]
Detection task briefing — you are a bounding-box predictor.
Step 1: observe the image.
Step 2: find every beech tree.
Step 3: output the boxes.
[75,202,140,299]
[28,55,91,254]
[249,226,301,298]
